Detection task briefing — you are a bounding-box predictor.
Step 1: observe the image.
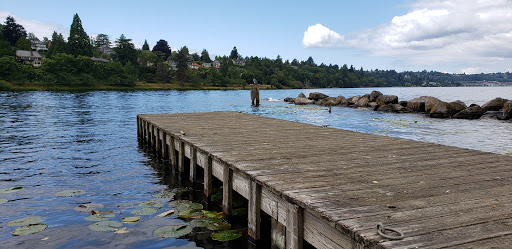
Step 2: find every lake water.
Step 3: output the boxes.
[0,87,511,248]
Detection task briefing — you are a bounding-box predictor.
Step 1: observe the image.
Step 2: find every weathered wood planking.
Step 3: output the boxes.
[137,111,512,249]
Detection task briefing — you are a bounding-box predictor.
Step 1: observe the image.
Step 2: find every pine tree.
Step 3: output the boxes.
[68,13,93,57]
[142,40,149,51]
[2,16,27,46]
[176,46,190,86]
[229,46,239,60]
[94,34,110,48]
[200,49,211,63]
[47,31,68,58]
[113,34,137,65]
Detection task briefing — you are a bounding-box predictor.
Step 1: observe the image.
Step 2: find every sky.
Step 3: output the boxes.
[1,0,511,74]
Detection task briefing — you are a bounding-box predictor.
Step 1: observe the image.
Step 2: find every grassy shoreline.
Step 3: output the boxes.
[0,81,274,91]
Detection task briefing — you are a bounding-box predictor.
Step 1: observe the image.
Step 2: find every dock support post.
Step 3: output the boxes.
[203,156,212,198]
[286,203,303,249]
[222,166,233,218]
[170,136,176,169]
[178,140,185,174]
[137,117,141,139]
[189,147,197,183]
[155,128,161,158]
[150,125,156,151]
[162,133,169,160]
[272,219,286,249]
[248,181,261,243]
[143,120,148,145]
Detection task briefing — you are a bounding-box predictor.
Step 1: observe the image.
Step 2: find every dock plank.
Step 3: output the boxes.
[138,111,512,248]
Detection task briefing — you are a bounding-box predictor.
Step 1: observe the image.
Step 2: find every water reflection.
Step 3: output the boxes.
[0,88,511,248]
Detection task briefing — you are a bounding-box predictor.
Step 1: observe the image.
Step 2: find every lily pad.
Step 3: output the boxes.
[0,199,7,204]
[178,209,203,218]
[175,201,203,212]
[131,207,157,216]
[0,186,23,194]
[11,224,47,236]
[138,200,164,208]
[153,225,193,238]
[207,222,231,231]
[88,221,123,232]
[152,192,175,199]
[85,214,115,222]
[54,189,86,197]
[7,216,42,226]
[211,230,242,242]
[74,203,104,212]
[202,210,222,218]
[190,217,222,228]
[122,216,140,223]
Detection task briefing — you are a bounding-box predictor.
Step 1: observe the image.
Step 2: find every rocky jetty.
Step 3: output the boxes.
[284,91,511,121]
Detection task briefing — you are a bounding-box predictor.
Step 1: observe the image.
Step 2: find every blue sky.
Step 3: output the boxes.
[1,0,512,73]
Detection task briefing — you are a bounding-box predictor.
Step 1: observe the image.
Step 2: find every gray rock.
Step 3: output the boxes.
[407,96,440,113]
[284,97,295,103]
[368,102,379,110]
[453,105,484,119]
[377,104,412,113]
[482,97,507,112]
[308,92,329,100]
[336,96,348,106]
[297,93,306,99]
[347,95,361,105]
[318,97,342,106]
[294,97,314,105]
[497,100,512,120]
[376,95,398,106]
[355,96,370,107]
[429,102,455,118]
[398,101,408,107]
[449,100,467,114]
[369,91,383,102]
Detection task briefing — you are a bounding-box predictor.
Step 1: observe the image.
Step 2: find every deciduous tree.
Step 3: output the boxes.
[94,34,110,48]
[15,37,31,50]
[152,39,171,60]
[176,46,189,86]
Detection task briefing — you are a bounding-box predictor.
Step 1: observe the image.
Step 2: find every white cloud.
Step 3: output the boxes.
[302,24,344,48]
[462,67,481,74]
[304,0,512,72]
[0,10,68,39]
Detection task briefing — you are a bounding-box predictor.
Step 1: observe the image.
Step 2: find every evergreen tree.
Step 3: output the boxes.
[229,46,239,60]
[47,31,68,58]
[94,34,110,48]
[27,32,38,41]
[176,46,190,86]
[152,39,171,60]
[15,37,31,50]
[200,49,211,62]
[142,39,149,51]
[68,13,93,57]
[2,16,27,46]
[113,34,137,65]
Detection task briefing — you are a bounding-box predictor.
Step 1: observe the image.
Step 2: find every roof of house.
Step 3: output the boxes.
[91,57,110,63]
[16,50,42,58]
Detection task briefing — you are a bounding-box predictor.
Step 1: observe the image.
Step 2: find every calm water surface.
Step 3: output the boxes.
[0,87,511,248]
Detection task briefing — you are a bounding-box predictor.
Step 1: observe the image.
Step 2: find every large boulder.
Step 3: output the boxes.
[482,97,507,112]
[284,97,295,103]
[308,92,329,100]
[398,101,408,107]
[347,95,361,105]
[294,97,314,105]
[425,97,442,113]
[376,95,398,106]
[297,93,306,99]
[369,91,383,102]
[318,97,343,106]
[407,96,441,113]
[368,102,379,110]
[497,100,512,120]
[377,104,413,113]
[336,96,348,106]
[429,101,456,118]
[449,100,467,113]
[355,96,370,107]
[453,105,484,119]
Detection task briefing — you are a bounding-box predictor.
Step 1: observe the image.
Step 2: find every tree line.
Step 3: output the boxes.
[1,14,511,90]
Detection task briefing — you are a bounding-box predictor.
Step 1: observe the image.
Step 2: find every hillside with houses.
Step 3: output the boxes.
[1,14,511,90]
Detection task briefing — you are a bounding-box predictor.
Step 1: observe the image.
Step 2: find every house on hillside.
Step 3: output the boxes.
[166,59,177,70]
[189,63,200,70]
[91,57,110,63]
[30,40,47,51]
[97,45,114,55]
[202,63,212,68]
[213,60,221,68]
[16,50,43,68]
[232,59,246,66]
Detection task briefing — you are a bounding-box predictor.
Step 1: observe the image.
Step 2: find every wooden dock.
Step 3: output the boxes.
[137,111,512,249]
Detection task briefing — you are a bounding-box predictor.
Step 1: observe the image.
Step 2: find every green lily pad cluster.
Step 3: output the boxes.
[7,216,47,236]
